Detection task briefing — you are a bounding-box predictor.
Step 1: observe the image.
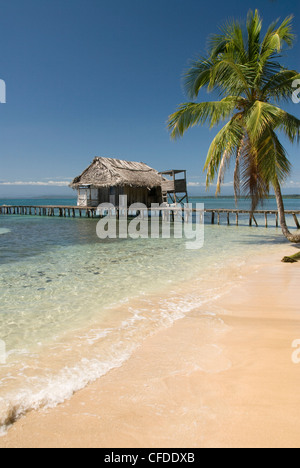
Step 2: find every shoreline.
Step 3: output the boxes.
[1,245,300,448]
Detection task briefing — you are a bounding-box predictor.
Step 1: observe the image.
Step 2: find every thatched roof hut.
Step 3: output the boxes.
[70,157,163,190]
[70,157,163,207]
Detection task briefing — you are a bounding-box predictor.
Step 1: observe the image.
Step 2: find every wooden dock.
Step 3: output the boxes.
[0,205,300,228]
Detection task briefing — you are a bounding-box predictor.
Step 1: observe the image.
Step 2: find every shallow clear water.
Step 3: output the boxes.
[0,197,298,430]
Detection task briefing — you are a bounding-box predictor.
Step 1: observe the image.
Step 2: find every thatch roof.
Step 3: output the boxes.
[70,157,163,190]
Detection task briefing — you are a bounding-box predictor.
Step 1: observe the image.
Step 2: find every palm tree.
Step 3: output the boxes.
[168,9,300,242]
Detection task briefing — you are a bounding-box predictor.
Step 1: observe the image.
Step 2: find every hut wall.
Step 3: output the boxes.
[174,179,187,193]
[98,186,126,206]
[98,187,110,205]
[77,187,99,207]
[124,186,162,207]
[123,186,148,207]
[161,179,187,194]
[77,185,162,207]
[77,188,88,206]
[148,186,163,206]
[77,187,108,207]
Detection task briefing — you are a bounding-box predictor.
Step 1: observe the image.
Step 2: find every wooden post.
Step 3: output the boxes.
[236,213,239,226]
[265,213,268,228]
[227,212,230,225]
[275,213,279,228]
[217,212,220,225]
[249,214,252,226]
[211,211,215,225]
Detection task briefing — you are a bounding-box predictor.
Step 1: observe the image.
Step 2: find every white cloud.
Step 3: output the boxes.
[188,180,234,188]
[282,180,300,188]
[0,180,71,186]
[188,181,205,187]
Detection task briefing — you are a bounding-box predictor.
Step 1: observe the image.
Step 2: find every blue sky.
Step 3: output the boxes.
[0,0,299,197]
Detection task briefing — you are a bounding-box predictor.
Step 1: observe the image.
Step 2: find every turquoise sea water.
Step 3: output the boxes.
[0,196,299,431]
[1,195,299,210]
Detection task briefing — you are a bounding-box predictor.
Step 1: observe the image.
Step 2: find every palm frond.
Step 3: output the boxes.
[208,58,254,98]
[255,127,291,184]
[233,137,246,203]
[251,14,295,94]
[204,117,244,187]
[261,70,300,102]
[239,138,270,211]
[276,111,300,143]
[246,9,262,62]
[168,97,241,139]
[216,151,230,195]
[260,15,294,61]
[183,58,214,99]
[208,19,246,63]
[245,101,282,141]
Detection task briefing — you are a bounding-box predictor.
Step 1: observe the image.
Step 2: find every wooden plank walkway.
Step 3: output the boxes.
[0,205,300,228]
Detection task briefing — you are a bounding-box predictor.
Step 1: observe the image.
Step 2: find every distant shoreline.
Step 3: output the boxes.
[0,195,300,201]
[189,195,300,200]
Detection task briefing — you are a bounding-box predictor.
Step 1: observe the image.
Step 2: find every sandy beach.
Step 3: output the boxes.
[1,245,300,448]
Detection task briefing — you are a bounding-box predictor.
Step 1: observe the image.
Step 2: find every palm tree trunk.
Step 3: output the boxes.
[273,178,300,243]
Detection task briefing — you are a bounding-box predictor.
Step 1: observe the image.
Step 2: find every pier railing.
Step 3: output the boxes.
[0,205,300,228]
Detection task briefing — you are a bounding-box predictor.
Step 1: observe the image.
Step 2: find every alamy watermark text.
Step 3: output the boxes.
[95,197,204,250]
[0,79,6,103]
[292,80,300,104]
